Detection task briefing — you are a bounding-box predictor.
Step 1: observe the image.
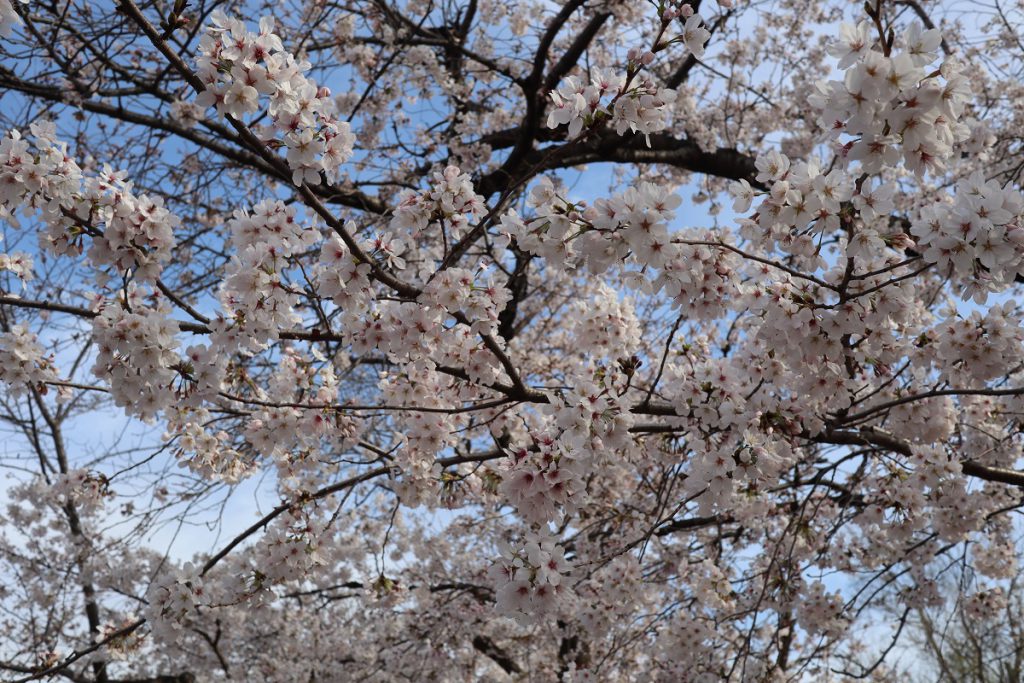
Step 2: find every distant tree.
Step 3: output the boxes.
[902,573,1024,683]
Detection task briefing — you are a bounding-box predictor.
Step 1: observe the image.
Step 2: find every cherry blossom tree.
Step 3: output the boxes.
[900,567,1024,682]
[1,0,1024,680]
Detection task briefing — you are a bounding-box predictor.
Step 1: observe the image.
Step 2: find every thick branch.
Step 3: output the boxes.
[472,635,522,675]
[818,427,1024,488]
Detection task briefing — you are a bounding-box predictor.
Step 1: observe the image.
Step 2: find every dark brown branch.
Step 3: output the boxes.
[655,514,726,536]
[472,635,522,675]
[532,130,759,182]
[818,427,1024,488]
[542,11,612,92]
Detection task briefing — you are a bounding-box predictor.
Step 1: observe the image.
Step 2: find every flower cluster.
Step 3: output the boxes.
[146,565,205,644]
[195,12,356,185]
[504,178,680,271]
[566,283,641,359]
[390,165,486,248]
[254,519,327,584]
[0,124,78,227]
[0,124,178,283]
[242,349,360,481]
[653,231,739,320]
[419,267,511,337]
[91,294,181,422]
[490,529,574,623]
[912,171,1024,299]
[49,469,110,513]
[167,406,250,483]
[316,231,374,316]
[550,377,635,452]
[216,200,318,351]
[505,178,740,318]
[930,302,1024,383]
[545,8,712,144]
[797,581,847,638]
[656,614,717,678]
[612,74,678,142]
[730,153,857,257]
[499,367,638,523]
[500,434,582,525]
[962,587,1008,621]
[973,533,1018,579]
[0,325,65,400]
[0,243,32,282]
[389,416,461,508]
[547,69,618,139]
[813,21,972,176]
[352,300,446,363]
[547,69,677,143]
[686,559,736,611]
[82,167,180,284]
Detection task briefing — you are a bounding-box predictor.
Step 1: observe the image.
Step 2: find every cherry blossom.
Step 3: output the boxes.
[0,0,24,38]
[194,12,355,186]
[1,1,1024,681]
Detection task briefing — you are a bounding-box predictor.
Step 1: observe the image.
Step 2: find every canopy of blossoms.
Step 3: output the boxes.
[1,0,1024,681]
